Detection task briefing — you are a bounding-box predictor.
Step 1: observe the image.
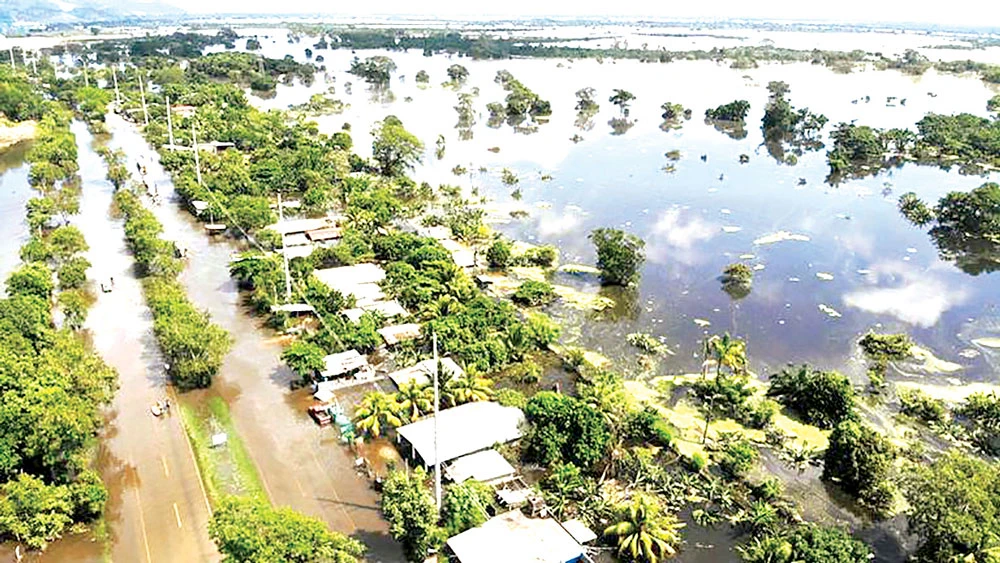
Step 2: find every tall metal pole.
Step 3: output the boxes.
[192,119,203,187]
[278,192,292,303]
[112,65,121,107]
[137,71,149,126]
[8,47,14,70]
[166,95,175,147]
[30,52,37,75]
[432,332,441,513]
[82,59,89,87]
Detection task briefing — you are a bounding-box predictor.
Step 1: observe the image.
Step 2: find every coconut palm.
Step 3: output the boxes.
[447,371,494,405]
[710,333,747,381]
[395,380,433,422]
[604,495,685,563]
[353,392,403,439]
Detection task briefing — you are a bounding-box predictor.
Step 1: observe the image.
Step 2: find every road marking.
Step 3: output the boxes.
[309,448,357,532]
[173,503,183,529]
[161,456,170,478]
[168,387,213,517]
[132,469,153,563]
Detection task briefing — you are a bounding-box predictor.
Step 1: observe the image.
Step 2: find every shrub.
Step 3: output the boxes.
[899,388,946,424]
[57,256,91,290]
[512,280,556,307]
[589,228,645,286]
[524,391,611,471]
[767,365,857,429]
[495,388,527,409]
[486,238,512,269]
[823,420,895,513]
[720,438,759,478]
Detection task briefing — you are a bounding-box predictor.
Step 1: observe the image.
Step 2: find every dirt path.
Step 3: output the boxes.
[72,122,218,563]
[106,114,403,562]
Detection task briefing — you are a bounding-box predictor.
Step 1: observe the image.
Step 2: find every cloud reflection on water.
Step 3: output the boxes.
[842,261,968,327]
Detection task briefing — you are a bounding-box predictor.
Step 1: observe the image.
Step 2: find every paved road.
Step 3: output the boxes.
[107,114,403,562]
[74,121,218,563]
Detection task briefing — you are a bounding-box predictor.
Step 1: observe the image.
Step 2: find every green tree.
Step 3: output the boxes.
[0,474,73,550]
[737,523,871,563]
[445,372,494,406]
[903,451,1000,563]
[589,228,645,286]
[48,225,88,260]
[486,238,512,269]
[609,89,635,114]
[823,420,895,513]
[281,340,326,381]
[353,392,403,439]
[705,100,751,122]
[57,289,89,330]
[604,494,685,563]
[209,495,364,562]
[381,468,441,562]
[512,280,556,307]
[6,262,53,300]
[57,256,91,290]
[767,365,857,429]
[446,64,469,83]
[440,480,493,536]
[371,116,424,177]
[395,380,433,422]
[524,391,611,470]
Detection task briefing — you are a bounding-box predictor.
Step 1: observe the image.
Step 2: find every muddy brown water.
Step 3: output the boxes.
[103,113,403,562]
[0,141,34,292]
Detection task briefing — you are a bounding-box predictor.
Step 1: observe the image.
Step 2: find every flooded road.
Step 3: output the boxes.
[105,113,403,562]
[0,141,33,291]
[73,122,218,563]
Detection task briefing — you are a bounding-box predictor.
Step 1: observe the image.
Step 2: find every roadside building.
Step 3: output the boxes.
[318,349,373,381]
[387,357,464,388]
[377,323,422,346]
[446,510,594,563]
[395,401,524,466]
[444,449,517,485]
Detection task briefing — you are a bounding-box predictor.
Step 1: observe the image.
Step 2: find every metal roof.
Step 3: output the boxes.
[447,510,584,563]
[444,449,517,484]
[387,357,464,388]
[396,402,524,466]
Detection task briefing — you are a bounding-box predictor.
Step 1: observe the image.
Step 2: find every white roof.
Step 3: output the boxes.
[447,511,583,563]
[561,520,597,545]
[314,263,386,291]
[320,350,369,379]
[270,303,315,314]
[388,357,464,388]
[284,233,311,247]
[396,402,524,466]
[378,323,422,346]
[445,449,516,484]
[191,200,209,212]
[283,245,314,260]
[266,217,334,236]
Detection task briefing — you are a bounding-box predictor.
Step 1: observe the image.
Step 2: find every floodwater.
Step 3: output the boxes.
[241,37,1000,387]
[230,32,1000,561]
[0,141,33,291]
[104,113,403,562]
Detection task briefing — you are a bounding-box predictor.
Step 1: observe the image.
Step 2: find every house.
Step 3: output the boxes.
[305,227,342,242]
[341,300,409,324]
[444,449,517,485]
[387,357,464,388]
[314,263,387,306]
[318,349,373,381]
[377,323,422,346]
[171,104,197,119]
[265,217,337,237]
[395,402,524,466]
[196,140,236,153]
[446,510,594,563]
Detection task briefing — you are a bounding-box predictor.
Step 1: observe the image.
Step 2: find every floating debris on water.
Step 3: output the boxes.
[907,346,963,374]
[739,254,755,260]
[959,348,981,359]
[788,277,801,282]
[857,269,872,275]
[721,209,732,215]
[721,226,742,233]
[973,337,1000,349]
[753,264,765,271]
[819,304,842,318]
[754,231,811,245]
[816,272,834,281]
[694,319,711,327]
[835,213,852,220]
[906,248,917,254]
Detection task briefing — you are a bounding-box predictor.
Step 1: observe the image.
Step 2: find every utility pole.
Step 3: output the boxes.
[432,332,441,513]
[166,95,175,147]
[112,65,121,107]
[82,59,89,87]
[191,119,203,186]
[30,52,37,75]
[137,71,149,126]
[8,47,14,70]
[278,192,292,303]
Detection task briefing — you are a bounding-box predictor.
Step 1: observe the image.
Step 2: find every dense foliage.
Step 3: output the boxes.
[590,228,646,286]
[760,81,828,163]
[381,468,441,562]
[0,67,46,122]
[738,523,872,562]
[767,365,857,429]
[705,100,750,122]
[524,391,612,471]
[822,420,895,513]
[209,495,364,562]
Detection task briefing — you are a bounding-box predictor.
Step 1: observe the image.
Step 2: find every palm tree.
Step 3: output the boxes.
[353,392,403,439]
[447,372,494,405]
[604,495,685,563]
[710,333,747,381]
[395,381,433,422]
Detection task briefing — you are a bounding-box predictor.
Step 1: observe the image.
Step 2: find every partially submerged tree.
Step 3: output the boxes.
[589,228,646,286]
[371,116,424,177]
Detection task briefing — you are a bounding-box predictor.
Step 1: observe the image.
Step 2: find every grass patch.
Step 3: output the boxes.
[177,395,267,505]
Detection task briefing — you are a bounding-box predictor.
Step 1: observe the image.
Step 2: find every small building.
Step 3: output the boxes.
[196,140,236,153]
[444,449,517,485]
[305,227,342,242]
[446,510,591,563]
[441,239,476,269]
[417,225,452,240]
[396,402,524,466]
[283,245,314,260]
[341,300,409,324]
[387,357,464,388]
[377,323,422,346]
[318,349,373,381]
[283,233,311,247]
[314,263,386,306]
[266,217,336,237]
